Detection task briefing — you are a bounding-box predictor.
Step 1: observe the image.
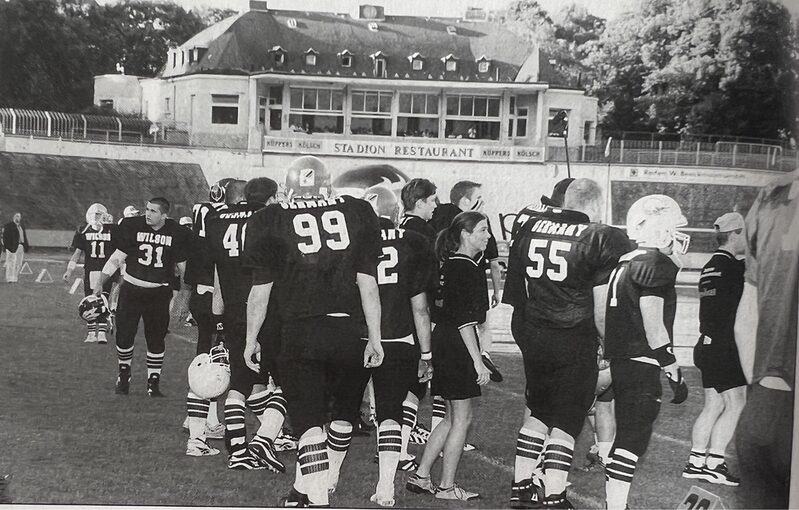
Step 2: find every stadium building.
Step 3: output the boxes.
[94,1,598,164]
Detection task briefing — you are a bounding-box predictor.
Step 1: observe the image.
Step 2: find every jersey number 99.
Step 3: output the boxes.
[293,211,351,254]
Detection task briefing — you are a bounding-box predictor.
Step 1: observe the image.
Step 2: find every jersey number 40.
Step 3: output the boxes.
[293,211,351,254]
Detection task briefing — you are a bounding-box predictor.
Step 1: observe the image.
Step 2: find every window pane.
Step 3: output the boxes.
[517,119,527,137]
[460,96,474,116]
[397,116,438,137]
[488,98,500,117]
[445,119,498,140]
[508,120,513,138]
[474,96,487,117]
[269,86,283,104]
[365,92,379,112]
[211,106,238,124]
[409,94,422,114]
[289,113,343,134]
[290,88,303,108]
[509,96,516,111]
[351,116,391,136]
[303,89,316,110]
[269,110,281,130]
[399,93,412,113]
[332,91,343,111]
[379,92,392,113]
[318,89,331,111]
[446,96,458,115]
[351,92,363,112]
[427,94,438,114]
[212,94,238,104]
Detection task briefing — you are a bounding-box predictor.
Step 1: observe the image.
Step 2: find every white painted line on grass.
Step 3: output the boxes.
[652,432,691,448]
[168,329,196,344]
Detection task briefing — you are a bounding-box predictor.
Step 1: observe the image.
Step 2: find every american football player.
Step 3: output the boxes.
[64,203,116,344]
[242,155,383,507]
[603,194,690,509]
[503,178,631,509]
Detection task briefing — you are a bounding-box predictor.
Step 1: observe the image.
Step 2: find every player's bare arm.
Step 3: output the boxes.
[592,283,609,340]
[489,259,502,307]
[411,291,433,382]
[93,249,127,295]
[211,267,224,316]
[63,248,82,281]
[734,281,758,384]
[357,272,383,368]
[244,282,272,372]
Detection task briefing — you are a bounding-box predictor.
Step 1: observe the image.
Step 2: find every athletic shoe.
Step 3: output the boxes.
[84,332,97,343]
[205,422,225,440]
[681,463,710,480]
[228,451,266,470]
[97,332,108,344]
[435,484,480,501]
[274,430,299,452]
[115,365,131,395]
[147,373,164,397]
[370,491,396,508]
[702,462,740,486]
[510,478,542,509]
[481,352,504,382]
[406,473,437,495]
[279,487,310,507]
[248,437,286,473]
[186,438,220,457]
[409,424,431,445]
[540,491,574,509]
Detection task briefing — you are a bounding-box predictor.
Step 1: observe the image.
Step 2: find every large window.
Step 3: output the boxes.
[350,90,393,136]
[289,87,344,134]
[548,109,569,137]
[444,94,500,140]
[507,96,528,138]
[397,93,439,137]
[211,94,238,125]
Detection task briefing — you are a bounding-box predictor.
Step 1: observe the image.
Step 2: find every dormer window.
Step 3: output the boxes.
[442,54,458,72]
[371,51,387,78]
[270,45,286,66]
[408,52,424,71]
[286,18,297,28]
[305,48,318,66]
[368,22,379,31]
[446,25,457,35]
[338,50,353,68]
[476,55,491,73]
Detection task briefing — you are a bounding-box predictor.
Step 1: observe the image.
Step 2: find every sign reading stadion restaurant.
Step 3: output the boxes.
[262,136,545,163]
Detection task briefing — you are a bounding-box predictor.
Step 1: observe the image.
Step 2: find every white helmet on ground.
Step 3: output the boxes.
[85,203,108,228]
[187,343,231,399]
[626,194,691,255]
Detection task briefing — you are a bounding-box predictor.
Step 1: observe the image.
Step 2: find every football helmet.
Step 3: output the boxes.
[285,156,332,199]
[187,343,231,399]
[209,178,236,204]
[626,194,691,255]
[363,185,399,223]
[122,205,140,218]
[78,294,110,322]
[85,203,108,228]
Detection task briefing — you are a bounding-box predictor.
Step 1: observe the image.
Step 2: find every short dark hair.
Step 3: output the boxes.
[401,178,437,210]
[449,180,480,205]
[245,177,278,204]
[435,210,487,261]
[148,197,170,214]
[225,179,248,204]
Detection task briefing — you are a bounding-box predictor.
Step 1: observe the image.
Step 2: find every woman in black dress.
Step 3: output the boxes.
[406,210,492,501]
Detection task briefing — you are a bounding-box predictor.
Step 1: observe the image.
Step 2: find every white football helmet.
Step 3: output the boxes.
[187,343,231,399]
[626,194,691,255]
[85,203,108,228]
[78,294,110,322]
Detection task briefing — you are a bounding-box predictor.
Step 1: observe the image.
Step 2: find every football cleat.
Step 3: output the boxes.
[681,463,708,480]
[279,487,310,507]
[228,451,266,470]
[274,430,299,452]
[84,332,98,343]
[188,343,230,399]
[96,332,108,344]
[540,491,574,509]
[510,478,542,509]
[435,484,480,501]
[78,295,110,323]
[147,373,164,397]
[186,438,220,457]
[248,436,286,473]
[702,462,740,486]
[406,474,437,495]
[482,353,504,382]
[409,424,431,445]
[115,365,131,395]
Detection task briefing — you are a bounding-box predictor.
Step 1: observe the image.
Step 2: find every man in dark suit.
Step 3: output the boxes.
[3,212,29,283]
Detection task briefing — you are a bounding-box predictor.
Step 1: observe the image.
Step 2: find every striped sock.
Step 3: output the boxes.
[257,389,287,440]
[400,398,418,460]
[376,421,402,497]
[146,351,164,377]
[247,389,270,418]
[705,452,724,469]
[605,447,638,509]
[299,429,330,506]
[116,345,134,367]
[97,318,108,334]
[187,391,210,440]
[689,449,706,468]
[514,427,546,484]
[224,398,247,456]
[326,420,352,493]
[88,322,98,334]
[431,396,446,431]
[543,437,574,496]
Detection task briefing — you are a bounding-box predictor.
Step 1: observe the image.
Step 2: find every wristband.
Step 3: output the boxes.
[652,344,676,367]
[420,351,432,361]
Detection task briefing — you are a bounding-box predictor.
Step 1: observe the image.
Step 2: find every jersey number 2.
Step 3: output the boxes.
[377,246,399,284]
[293,211,350,254]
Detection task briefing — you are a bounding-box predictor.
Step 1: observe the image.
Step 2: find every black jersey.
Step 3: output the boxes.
[376,217,438,341]
[242,195,381,321]
[400,214,437,243]
[433,254,487,328]
[503,208,631,329]
[71,223,115,272]
[184,202,226,287]
[206,202,265,320]
[113,216,193,286]
[698,250,745,341]
[510,200,551,241]
[604,248,680,359]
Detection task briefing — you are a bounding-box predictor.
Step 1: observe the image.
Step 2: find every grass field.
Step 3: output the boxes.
[0,253,747,509]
